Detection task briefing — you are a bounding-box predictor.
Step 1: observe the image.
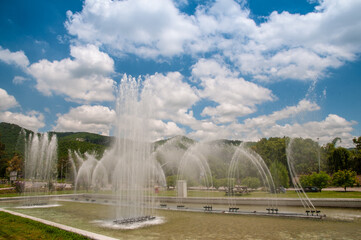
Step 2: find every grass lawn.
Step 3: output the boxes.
[0,211,88,240]
[0,189,93,198]
[0,184,11,189]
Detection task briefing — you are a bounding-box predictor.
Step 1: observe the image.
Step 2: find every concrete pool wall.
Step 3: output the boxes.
[1,193,361,208]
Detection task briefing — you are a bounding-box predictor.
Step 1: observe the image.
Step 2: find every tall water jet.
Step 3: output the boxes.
[112,75,158,224]
[23,132,58,205]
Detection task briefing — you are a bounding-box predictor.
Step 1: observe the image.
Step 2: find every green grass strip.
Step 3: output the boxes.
[0,211,89,240]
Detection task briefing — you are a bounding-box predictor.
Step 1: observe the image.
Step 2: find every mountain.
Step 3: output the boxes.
[0,122,113,161]
[154,135,196,150]
[0,122,30,160]
[0,122,245,179]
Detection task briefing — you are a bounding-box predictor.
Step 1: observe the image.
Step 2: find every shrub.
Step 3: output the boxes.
[299,171,331,191]
[299,174,312,188]
[332,169,359,192]
[270,162,290,188]
[13,181,24,193]
[310,171,331,191]
[242,177,261,189]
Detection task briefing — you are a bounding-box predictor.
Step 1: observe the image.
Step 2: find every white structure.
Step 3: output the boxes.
[177,180,187,198]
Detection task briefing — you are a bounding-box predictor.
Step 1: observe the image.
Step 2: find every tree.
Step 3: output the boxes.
[353,137,361,150]
[252,137,287,167]
[300,171,331,191]
[0,136,6,177]
[299,174,313,187]
[332,170,359,192]
[213,178,229,189]
[166,175,177,189]
[350,137,361,174]
[309,171,331,191]
[328,147,351,173]
[241,177,261,189]
[270,161,289,188]
[6,154,23,177]
[287,138,322,174]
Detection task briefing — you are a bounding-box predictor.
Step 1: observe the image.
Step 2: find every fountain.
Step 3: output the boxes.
[176,142,214,208]
[6,125,361,238]
[286,138,321,216]
[22,132,58,207]
[227,143,277,213]
[65,75,166,226]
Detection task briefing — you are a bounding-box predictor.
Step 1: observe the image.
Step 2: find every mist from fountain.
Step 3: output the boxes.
[176,142,214,206]
[286,138,317,212]
[67,75,166,225]
[23,132,58,206]
[227,143,277,211]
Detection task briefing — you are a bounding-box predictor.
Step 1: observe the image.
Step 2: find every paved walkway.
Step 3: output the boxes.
[322,187,361,192]
[287,187,361,192]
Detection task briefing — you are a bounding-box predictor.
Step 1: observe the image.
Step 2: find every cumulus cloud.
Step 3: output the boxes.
[185,99,355,147]
[0,88,19,111]
[12,76,29,85]
[261,114,356,147]
[149,119,185,140]
[142,72,199,126]
[65,0,361,81]
[0,46,29,69]
[192,59,274,123]
[66,0,198,58]
[0,111,45,132]
[28,44,116,103]
[0,88,45,131]
[243,99,320,129]
[54,105,116,135]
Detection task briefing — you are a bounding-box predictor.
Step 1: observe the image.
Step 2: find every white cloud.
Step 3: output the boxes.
[243,99,320,129]
[0,111,45,132]
[260,114,356,147]
[54,105,116,135]
[192,59,274,123]
[149,119,185,140]
[0,88,19,111]
[28,44,116,103]
[142,72,200,126]
[187,122,229,141]
[224,0,361,81]
[12,76,28,84]
[185,99,355,147]
[65,0,361,81]
[66,0,198,58]
[0,46,29,69]
[0,88,44,132]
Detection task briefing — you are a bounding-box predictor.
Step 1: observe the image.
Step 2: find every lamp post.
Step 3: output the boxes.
[317,138,320,173]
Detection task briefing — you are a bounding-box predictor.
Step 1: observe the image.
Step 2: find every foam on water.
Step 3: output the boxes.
[15,204,61,209]
[92,216,165,230]
[329,214,361,221]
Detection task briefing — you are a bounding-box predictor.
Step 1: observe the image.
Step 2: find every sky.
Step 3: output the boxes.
[0,0,360,147]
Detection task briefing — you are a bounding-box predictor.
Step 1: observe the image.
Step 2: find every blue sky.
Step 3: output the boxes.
[0,0,360,147]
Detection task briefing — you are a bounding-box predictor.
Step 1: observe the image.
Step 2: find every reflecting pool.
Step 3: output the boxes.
[2,199,361,240]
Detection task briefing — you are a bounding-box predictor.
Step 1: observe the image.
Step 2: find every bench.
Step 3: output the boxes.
[203,205,212,211]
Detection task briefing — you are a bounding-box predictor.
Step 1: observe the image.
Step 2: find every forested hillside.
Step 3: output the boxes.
[0,122,112,177]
